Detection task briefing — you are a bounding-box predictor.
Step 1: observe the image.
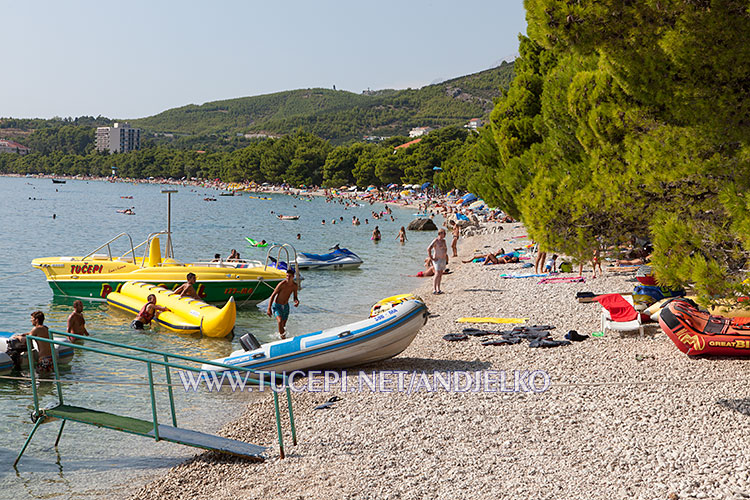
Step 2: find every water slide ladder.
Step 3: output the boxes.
[14,331,297,467]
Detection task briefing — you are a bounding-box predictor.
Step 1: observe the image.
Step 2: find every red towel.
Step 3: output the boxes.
[596,294,638,322]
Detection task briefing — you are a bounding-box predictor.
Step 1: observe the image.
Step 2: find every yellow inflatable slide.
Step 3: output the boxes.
[107,282,236,337]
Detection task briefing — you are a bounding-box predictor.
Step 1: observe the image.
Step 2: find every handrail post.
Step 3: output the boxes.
[286,386,297,446]
[273,390,285,459]
[26,336,39,412]
[164,354,177,427]
[50,339,64,404]
[147,362,160,440]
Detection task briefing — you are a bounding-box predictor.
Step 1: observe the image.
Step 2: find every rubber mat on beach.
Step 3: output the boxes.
[457,317,528,324]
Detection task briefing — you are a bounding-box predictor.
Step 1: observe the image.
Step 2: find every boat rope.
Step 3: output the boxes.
[0,269,35,281]
[47,273,71,297]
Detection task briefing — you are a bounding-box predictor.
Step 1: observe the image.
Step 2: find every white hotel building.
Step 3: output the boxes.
[96,122,141,153]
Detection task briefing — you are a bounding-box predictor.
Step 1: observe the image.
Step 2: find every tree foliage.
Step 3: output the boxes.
[468,0,750,304]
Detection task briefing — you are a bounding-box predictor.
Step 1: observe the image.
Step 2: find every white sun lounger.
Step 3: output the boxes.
[600,294,644,338]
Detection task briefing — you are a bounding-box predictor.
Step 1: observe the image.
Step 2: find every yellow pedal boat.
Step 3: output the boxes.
[107,282,236,337]
[32,232,291,303]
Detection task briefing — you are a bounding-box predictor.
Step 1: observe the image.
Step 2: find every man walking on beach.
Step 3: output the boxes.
[66,300,89,341]
[267,269,299,338]
[428,229,449,294]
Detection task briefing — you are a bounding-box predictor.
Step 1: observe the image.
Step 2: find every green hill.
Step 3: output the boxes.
[131,62,514,143]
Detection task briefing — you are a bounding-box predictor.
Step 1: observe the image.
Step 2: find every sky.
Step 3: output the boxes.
[1,0,526,120]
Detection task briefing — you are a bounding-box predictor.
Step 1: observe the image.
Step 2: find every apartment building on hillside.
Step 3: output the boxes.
[96,122,141,153]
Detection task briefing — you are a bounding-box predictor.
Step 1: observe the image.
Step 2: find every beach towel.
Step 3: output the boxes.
[596,294,638,322]
[496,273,549,279]
[457,317,528,324]
[538,276,585,284]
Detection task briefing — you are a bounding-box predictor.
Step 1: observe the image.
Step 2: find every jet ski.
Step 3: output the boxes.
[296,245,363,270]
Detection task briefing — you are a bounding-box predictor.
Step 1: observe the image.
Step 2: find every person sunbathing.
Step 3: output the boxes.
[463,249,519,265]
[484,253,519,265]
[616,252,652,266]
[463,249,505,264]
[408,257,435,277]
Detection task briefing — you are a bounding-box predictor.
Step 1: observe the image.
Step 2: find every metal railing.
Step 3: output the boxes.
[81,232,136,262]
[264,243,300,286]
[14,331,297,466]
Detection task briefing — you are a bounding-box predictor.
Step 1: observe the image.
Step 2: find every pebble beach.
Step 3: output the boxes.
[132,222,750,500]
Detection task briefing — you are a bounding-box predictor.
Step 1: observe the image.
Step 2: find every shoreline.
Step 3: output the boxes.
[130,222,750,499]
[5,173,455,214]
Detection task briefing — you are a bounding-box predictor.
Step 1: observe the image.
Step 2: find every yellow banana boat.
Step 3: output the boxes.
[107,282,236,337]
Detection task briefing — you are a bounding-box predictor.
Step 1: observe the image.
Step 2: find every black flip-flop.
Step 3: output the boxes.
[314,395,343,410]
[564,330,589,342]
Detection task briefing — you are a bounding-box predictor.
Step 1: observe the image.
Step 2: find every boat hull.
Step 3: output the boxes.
[296,248,363,270]
[32,257,284,303]
[204,299,428,372]
[296,260,362,270]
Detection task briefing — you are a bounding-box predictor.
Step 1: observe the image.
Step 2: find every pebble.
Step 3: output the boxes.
[131,222,750,500]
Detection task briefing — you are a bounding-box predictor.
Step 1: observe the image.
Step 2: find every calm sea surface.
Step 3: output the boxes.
[0,176,440,499]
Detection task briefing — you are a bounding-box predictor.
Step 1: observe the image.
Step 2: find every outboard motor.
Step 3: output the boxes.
[239,333,262,352]
[6,337,27,370]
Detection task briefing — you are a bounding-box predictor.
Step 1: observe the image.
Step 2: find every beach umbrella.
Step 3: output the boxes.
[469,200,485,209]
[366,186,377,191]
[400,190,412,196]
[421,182,431,190]
[432,166,443,171]
[339,185,349,190]
[387,183,398,189]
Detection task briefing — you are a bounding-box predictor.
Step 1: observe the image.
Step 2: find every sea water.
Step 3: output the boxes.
[0,177,441,499]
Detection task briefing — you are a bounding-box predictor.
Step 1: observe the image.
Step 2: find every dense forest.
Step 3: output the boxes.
[469,0,750,304]
[129,64,515,143]
[0,127,474,188]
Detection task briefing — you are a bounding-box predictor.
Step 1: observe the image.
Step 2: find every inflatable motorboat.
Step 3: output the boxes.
[0,331,74,373]
[659,297,750,356]
[203,298,428,373]
[296,245,363,270]
[277,215,299,220]
[106,282,236,337]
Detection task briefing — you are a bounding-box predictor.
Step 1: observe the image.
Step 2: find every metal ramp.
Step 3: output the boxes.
[14,331,296,467]
[42,404,267,460]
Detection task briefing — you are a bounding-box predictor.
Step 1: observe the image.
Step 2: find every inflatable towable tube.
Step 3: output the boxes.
[107,282,236,337]
[659,298,750,356]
